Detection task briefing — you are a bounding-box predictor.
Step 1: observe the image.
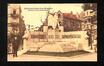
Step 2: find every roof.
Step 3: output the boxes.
[63,13,81,21]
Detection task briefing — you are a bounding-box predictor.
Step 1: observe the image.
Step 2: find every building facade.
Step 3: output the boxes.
[83,3,97,40]
[8,4,26,53]
[62,12,82,31]
[39,10,82,32]
[81,3,97,49]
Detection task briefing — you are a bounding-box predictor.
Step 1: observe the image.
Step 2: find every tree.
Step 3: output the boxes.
[82,3,97,11]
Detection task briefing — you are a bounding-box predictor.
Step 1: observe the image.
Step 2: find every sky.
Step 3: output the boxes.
[20,4,83,27]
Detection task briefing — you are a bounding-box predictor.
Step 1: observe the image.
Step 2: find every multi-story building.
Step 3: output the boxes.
[8,4,26,53]
[81,3,97,50]
[39,10,82,32]
[82,3,97,39]
[62,12,82,31]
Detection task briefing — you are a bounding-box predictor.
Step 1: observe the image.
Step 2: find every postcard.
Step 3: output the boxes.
[7,3,97,61]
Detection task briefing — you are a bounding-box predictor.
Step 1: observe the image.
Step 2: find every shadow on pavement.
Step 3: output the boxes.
[24,50,90,57]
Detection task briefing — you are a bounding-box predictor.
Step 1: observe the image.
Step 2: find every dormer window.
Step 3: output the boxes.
[58,14,61,18]
[13,10,16,14]
[11,9,19,18]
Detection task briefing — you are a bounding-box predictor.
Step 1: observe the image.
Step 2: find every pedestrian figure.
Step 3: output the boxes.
[12,26,20,57]
[12,35,19,57]
[87,30,93,49]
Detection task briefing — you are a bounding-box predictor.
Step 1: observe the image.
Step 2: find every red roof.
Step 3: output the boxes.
[63,13,80,20]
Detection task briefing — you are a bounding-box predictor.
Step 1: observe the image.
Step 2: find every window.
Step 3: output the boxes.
[13,10,16,14]
[58,14,61,18]
[90,11,93,13]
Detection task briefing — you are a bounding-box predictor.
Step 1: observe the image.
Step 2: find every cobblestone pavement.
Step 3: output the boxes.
[7,52,97,62]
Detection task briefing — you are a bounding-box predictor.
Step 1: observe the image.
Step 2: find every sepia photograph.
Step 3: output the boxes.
[7,3,97,61]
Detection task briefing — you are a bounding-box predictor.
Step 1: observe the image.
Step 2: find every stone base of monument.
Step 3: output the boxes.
[82,46,96,53]
[17,39,30,56]
[17,49,29,56]
[38,42,79,52]
[39,43,64,52]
